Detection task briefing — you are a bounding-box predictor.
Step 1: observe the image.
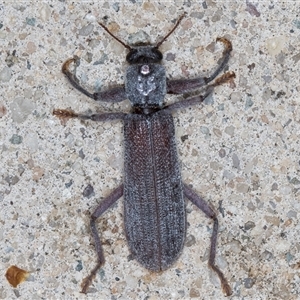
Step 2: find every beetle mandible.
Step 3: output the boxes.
[54,14,235,296]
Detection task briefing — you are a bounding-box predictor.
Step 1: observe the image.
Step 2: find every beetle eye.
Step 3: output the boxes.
[151,48,163,61]
[126,49,138,63]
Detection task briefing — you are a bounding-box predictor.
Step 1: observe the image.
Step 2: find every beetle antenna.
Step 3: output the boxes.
[98,22,132,50]
[155,13,186,48]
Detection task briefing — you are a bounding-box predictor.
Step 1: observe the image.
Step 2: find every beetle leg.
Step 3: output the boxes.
[81,184,124,294]
[53,109,126,123]
[62,56,127,102]
[183,184,232,297]
[167,38,232,94]
[204,38,233,83]
[164,71,235,112]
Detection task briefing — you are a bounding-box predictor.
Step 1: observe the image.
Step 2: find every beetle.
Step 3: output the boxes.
[53,14,235,296]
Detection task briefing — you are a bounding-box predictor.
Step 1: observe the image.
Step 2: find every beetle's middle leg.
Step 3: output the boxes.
[167,38,232,94]
[164,71,235,112]
[80,184,124,294]
[183,184,232,297]
[53,109,127,123]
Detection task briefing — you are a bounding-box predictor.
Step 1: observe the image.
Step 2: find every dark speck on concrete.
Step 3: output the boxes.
[83,184,95,198]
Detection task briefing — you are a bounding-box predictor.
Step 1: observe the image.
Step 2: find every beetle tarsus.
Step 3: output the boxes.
[53,109,78,118]
[80,261,102,294]
[61,56,96,99]
[213,71,236,86]
[210,264,232,296]
[216,37,232,52]
[204,37,233,84]
[62,56,79,77]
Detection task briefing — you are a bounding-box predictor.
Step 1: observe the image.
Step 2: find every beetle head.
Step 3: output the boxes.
[126,46,163,64]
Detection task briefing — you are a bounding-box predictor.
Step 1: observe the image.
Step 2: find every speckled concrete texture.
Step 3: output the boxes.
[1,1,300,299]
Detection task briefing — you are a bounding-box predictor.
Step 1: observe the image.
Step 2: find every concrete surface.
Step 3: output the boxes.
[1,1,300,299]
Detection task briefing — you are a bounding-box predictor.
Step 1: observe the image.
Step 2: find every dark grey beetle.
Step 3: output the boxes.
[54,14,235,296]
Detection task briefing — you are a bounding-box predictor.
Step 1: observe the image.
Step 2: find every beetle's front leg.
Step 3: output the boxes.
[167,38,232,94]
[81,184,124,294]
[62,56,127,103]
[183,184,232,296]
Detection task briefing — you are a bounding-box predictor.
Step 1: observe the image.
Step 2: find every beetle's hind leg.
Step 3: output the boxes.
[183,184,232,297]
[81,185,124,294]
